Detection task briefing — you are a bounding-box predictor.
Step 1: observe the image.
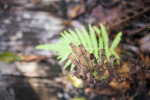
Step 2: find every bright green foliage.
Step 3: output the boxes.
[0,52,22,63]
[100,24,111,60]
[110,32,122,59]
[89,24,98,58]
[111,32,122,50]
[70,97,86,100]
[36,24,122,70]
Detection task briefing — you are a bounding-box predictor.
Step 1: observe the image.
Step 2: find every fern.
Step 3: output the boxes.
[36,24,122,70]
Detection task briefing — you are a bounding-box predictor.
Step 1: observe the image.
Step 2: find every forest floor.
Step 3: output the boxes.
[0,0,150,100]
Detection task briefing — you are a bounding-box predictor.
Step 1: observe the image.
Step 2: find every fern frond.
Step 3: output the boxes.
[64,59,72,69]
[35,44,59,51]
[81,26,93,53]
[100,24,111,61]
[110,49,120,59]
[75,28,87,49]
[93,26,100,36]
[59,52,70,63]
[70,64,75,71]
[99,36,103,58]
[110,32,122,50]
[89,24,98,58]
[36,24,122,70]
[93,26,103,58]
[68,29,80,45]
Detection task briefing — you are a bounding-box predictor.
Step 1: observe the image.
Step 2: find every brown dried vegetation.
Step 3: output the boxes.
[68,43,150,100]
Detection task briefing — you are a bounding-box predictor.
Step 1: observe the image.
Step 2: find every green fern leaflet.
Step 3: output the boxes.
[36,24,122,70]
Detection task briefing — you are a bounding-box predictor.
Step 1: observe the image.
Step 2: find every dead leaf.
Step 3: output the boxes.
[85,88,118,96]
[110,81,130,90]
[23,55,46,61]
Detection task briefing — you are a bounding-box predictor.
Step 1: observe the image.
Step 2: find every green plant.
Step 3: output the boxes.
[0,51,22,63]
[36,24,122,70]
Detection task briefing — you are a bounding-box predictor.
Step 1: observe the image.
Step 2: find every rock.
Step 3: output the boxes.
[0,62,21,76]
[0,3,64,56]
